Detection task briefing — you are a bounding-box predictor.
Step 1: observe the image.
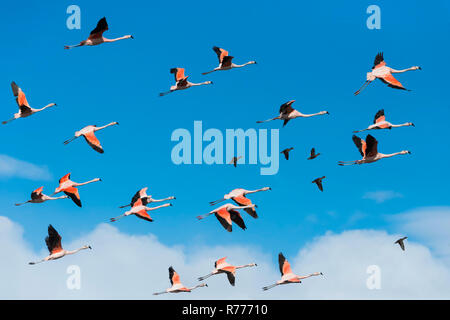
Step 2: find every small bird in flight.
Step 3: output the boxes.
[281,147,294,160]
[202,46,257,75]
[312,176,326,192]
[307,148,320,160]
[395,237,408,251]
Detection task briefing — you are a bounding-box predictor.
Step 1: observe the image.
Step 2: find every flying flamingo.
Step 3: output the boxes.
[281,147,294,160]
[53,173,101,207]
[153,266,208,295]
[3,82,56,125]
[110,198,172,222]
[262,253,323,291]
[395,237,408,251]
[198,257,257,286]
[338,134,411,166]
[63,122,119,154]
[197,203,255,232]
[202,46,257,75]
[159,68,212,96]
[354,52,421,95]
[29,225,91,265]
[119,187,175,208]
[64,17,133,49]
[312,176,326,192]
[257,100,329,127]
[229,156,243,167]
[307,148,320,160]
[15,187,68,206]
[353,109,415,133]
[209,187,271,219]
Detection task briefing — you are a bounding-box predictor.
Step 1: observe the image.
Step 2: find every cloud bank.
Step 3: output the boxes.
[0,208,449,299]
[0,154,51,181]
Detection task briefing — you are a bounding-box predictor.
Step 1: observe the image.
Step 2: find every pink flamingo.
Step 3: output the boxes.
[262,253,323,290]
[29,225,91,265]
[354,52,421,95]
[110,198,172,222]
[15,187,68,206]
[197,203,255,232]
[119,187,175,208]
[257,100,329,127]
[64,17,133,49]
[338,134,411,166]
[202,46,256,75]
[3,82,56,125]
[153,267,208,295]
[159,68,212,96]
[209,187,271,218]
[198,257,257,286]
[353,109,414,133]
[63,122,119,154]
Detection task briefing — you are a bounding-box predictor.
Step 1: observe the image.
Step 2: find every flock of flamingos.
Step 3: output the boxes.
[6,17,421,295]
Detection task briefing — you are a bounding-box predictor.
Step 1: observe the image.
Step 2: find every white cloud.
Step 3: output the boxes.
[0,154,51,181]
[0,213,449,299]
[363,190,403,203]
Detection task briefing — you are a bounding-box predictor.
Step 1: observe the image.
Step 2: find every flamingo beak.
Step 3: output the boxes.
[88,246,92,249]
[411,123,415,127]
[130,35,134,39]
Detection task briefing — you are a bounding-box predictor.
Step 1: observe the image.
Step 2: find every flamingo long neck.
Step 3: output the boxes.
[48,195,68,200]
[74,179,99,187]
[152,196,174,202]
[96,122,116,130]
[190,284,206,291]
[295,111,324,118]
[245,188,268,194]
[38,103,56,111]
[236,264,255,269]
[103,35,131,42]
[232,61,253,68]
[390,67,417,73]
[390,123,411,128]
[380,152,404,159]
[65,247,87,255]
[147,203,170,211]
[191,82,211,87]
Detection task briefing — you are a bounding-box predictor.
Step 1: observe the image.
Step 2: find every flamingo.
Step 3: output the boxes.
[209,187,271,219]
[353,109,415,133]
[262,253,323,291]
[197,203,255,232]
[256,100,329,127]
[354,52,421,95]
[63,122,119,154]
[15,187,68,206]
[202,46,257,75]
[307,148,320,160]
[395,237,408,251]
[64,17,133,49]
[153,266,208,295]
[3,82,56,125]
[29,225,91,265]
[110,198,172,222]
[338,134,411,166]
[159,68,212,96]
[281,147,294,160]
[119,187,175,208]
[198,257,257,286]
[53,173,101,207]
[229,156,243,167]
[312,176,326,192]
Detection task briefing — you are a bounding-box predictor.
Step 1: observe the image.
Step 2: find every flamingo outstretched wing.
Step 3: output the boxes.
[31,186,44,200]
[380,73,406,90]
[352,135,367,157]
[45,225,63,254]
[365,134,378,157]
[213,46,229,64]
[169,266,181,285]
[89,17,108,39]
[83,131,104,153]
[278,253,293,276]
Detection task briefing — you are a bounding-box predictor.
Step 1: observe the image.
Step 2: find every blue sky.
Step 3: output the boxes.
[0,0,449,288]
